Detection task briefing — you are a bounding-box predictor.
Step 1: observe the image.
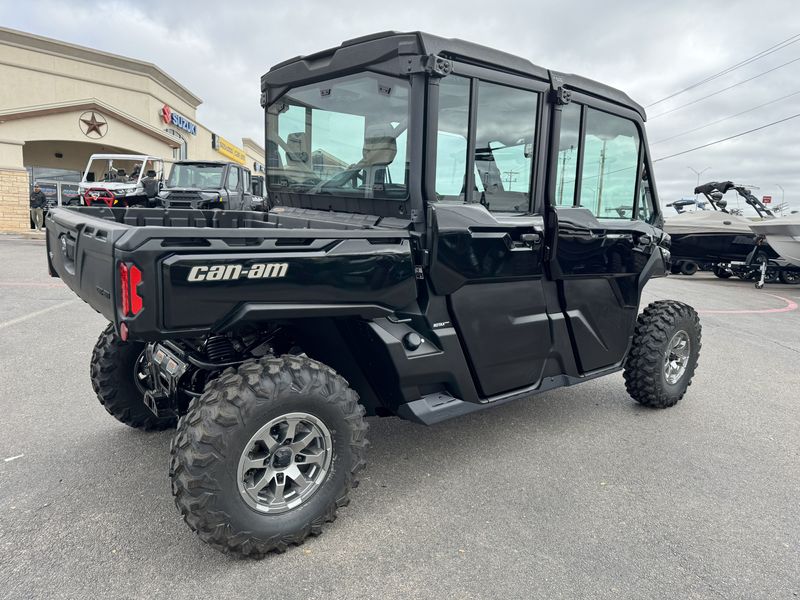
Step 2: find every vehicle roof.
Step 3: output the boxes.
[262,31,646,119]
[175,160,239,166]
[89,154,162,161]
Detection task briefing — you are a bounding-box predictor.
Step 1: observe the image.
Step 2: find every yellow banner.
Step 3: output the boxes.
[215,135,246,165]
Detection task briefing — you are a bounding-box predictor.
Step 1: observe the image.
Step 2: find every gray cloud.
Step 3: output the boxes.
[3,0,799,212]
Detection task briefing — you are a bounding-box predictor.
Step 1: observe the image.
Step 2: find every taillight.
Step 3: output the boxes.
[119,262,143,316]
[129,265,143,314]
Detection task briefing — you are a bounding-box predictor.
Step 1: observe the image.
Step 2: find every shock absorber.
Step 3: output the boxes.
[204,335,237,363]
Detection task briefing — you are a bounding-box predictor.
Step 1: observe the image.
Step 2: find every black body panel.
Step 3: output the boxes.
[161,241,415,330]
[550,207,662,372]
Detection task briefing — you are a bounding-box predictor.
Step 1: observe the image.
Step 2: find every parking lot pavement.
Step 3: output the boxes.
[0,235,797,600]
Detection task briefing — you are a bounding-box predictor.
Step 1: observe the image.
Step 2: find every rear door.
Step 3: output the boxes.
[428,74,554,398]
[549,98,661,373]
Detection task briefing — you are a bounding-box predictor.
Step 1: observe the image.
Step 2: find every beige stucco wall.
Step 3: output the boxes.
[0,27,262,231]
[0,139,29,231]
[0,35,199,120]
[242,137,265,174]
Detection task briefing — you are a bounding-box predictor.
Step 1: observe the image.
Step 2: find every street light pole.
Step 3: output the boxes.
[776,184,785,216]
[688,166,711,200]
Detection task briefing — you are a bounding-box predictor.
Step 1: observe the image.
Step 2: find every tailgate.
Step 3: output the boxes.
[46,208,130,320]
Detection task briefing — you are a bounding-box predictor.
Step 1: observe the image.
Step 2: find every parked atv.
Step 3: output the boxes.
[80,154,164,207]
[46,31,701,558]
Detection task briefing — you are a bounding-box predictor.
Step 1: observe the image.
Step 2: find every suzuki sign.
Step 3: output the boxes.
[161,104,197,135]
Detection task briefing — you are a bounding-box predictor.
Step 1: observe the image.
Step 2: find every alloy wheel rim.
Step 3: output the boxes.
[237,412,333,514]
[664,330,690,385]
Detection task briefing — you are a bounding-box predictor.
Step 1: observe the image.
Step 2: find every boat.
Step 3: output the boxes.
[663,181,780,275]
[665,209,765,265]
[750,214,800,267]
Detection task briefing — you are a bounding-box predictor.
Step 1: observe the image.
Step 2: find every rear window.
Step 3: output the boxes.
[266,72,410,200]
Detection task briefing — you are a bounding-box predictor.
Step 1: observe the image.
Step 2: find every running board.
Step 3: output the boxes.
[397,367,623,426]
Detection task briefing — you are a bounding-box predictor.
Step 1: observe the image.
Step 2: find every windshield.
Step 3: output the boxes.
[167,163,225,189]
[84,158,159,184]
[266,72,409,199]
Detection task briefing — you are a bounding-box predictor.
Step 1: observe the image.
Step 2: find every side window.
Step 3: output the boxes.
[555,103,580,206]
[579,108,640,219]
[638,166,655,223]
[242,169,251,192]
[474,81,538,213]
[435,76,470,200]
[226,166,240,190]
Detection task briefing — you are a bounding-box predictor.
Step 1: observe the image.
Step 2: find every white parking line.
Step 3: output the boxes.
[4,454,24,462]
[0,300,77,330]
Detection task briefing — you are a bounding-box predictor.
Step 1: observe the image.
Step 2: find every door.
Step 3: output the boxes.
[225,165,241,209]
[428,76,553,398]
[550,102,660,373]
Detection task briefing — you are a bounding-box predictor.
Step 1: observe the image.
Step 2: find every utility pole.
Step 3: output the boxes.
[502,170,518,191]
[558,145,574,205]
[597,141,608,216]
[776,184,785,216]
[688,166,710,199]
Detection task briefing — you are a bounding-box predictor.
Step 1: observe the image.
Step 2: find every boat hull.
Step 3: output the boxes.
[750,218,800,267]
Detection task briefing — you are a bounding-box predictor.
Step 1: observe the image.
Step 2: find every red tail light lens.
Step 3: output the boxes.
[119,262,130,316]
[119,262,143,317]
[129,265,143,314]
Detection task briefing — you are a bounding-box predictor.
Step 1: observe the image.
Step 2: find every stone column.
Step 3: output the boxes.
[0,139,29,232]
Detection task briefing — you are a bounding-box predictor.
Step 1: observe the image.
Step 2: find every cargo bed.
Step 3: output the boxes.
[46,206,417,340]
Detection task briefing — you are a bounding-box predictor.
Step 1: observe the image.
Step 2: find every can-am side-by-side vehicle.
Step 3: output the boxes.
[46,32,701,557]
[79,154,165,207]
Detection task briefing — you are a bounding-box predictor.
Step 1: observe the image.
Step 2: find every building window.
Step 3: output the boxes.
[166,128,188,160]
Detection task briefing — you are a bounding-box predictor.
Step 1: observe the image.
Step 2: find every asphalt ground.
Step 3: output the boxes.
[0,235,797,600]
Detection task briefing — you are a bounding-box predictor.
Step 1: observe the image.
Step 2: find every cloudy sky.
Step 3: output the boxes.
[2,0,799,212]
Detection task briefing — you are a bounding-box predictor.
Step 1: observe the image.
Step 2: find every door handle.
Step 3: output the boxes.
[520,232,542,247]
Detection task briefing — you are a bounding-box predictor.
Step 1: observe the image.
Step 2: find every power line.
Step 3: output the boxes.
[646,33,800,108]
[653,112,800,162]
[651,89,800,144]
[649,55,800,119]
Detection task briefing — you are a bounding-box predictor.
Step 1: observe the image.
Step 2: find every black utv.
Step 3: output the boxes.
[45,31,701,558]
[159,160,254,210]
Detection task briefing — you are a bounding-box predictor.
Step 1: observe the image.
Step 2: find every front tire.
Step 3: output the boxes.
[170,355,368,557]
[680,261,698,276]
[624,301,701,408]
[90,323,177,430]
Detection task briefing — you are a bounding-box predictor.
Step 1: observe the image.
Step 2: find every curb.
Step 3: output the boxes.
[0,230,47,241]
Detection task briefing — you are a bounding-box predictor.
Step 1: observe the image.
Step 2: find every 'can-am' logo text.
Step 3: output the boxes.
[186,263,288,282]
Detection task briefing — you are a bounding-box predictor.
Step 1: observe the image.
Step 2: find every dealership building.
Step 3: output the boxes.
[0,26,265,231]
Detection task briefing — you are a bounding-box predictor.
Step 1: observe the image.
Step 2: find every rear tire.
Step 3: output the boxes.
[780,270,799,284]
[624,301,701,408]
[90,323,177,431]
[170,355,368,558]
[680,261,698,276]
